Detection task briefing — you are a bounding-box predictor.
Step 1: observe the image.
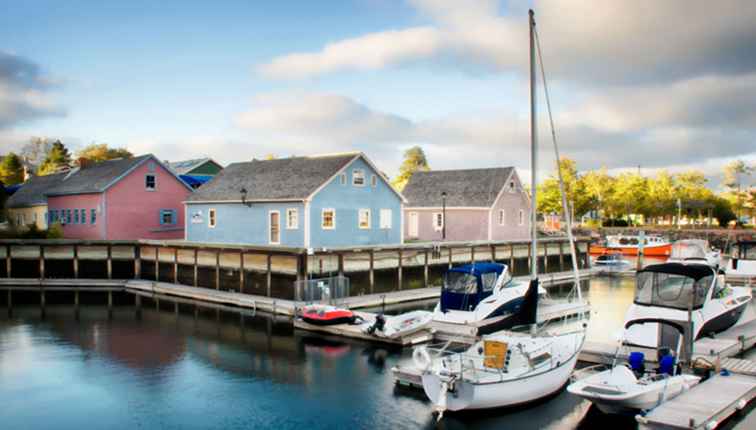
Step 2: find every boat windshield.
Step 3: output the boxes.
[635,272,713,310]
[444,272,478,294]
[670,243,706,259]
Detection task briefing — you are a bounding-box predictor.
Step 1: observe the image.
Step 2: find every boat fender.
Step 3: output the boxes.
[413,346,432,371]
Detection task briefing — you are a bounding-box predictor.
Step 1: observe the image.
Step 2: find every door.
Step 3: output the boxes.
[409,212,419,238]
[269,211,280,244]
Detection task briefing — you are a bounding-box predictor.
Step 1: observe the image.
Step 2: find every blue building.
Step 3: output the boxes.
[185,152,406,248]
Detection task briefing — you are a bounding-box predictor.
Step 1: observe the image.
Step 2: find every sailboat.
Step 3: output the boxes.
[415,10,588,418]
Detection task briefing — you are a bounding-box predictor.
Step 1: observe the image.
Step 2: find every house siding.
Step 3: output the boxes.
[308,157,402,248]
[48,194,105,239]
[404,208,490,242]
[7,206,49,230]
[186,202,305,246]
[490,172,530,241]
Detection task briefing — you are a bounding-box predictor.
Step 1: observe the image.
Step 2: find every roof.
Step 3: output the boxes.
[179,174,212,187]
[187,153,361,202]
[402,167,516,207]
[449,262,506,276]
[638,263,715,281]
[167,158,218,175]
[45,155,154,196]
[5,173,67,208]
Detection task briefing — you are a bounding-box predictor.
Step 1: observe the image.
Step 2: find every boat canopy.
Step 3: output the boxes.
[440,263,508,312]
[670,240,708,260]
[634,263,715,310]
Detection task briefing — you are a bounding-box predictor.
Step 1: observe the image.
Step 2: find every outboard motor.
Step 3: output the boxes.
[366,314,386,335]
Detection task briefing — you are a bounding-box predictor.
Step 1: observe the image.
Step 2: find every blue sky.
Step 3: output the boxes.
[1,1,755,184]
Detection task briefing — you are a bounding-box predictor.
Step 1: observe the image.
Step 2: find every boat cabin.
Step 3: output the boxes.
[608,234,667,247]
[633,263,717,311]
[669,240,709,261]
[595,253,624,265]
[440,263,510,312]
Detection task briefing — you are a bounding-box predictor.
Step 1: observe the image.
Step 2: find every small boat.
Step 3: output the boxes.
[623,262,751,348]
[299,304,357,326]
[364,310,433,339]
[592,253,632,276]
[594,253,629,266]
[667,239,720,269]
[568,319,700,414]
[724,240,756,286]
[590,234,672,257]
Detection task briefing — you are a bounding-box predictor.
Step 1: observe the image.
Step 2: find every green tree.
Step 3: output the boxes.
[76,143,133,163]
[38,140,72,175]
[722,160,753,221]
[20,137,55,174]
[646,170,676,224]
[581,168,615,219]
[610,172,648,223]
[708,195,736,227]
[0,153,24,185]
[392,146,430,191]
[537,158,590,217]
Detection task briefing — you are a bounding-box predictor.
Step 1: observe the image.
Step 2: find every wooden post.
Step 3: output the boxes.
[7,289,11,312]
[134,245,141,279]
[543,242,548,273]
[173,247,178,284]
[215,250,221,290]
[239,250,245,294]
[559,242,565,271]
[295,253,306,301]
[448,247,453,269]
[107,290,113,315]
[266,254,272,297]
[73,245,79,279]
[470,246,475,263]
[39,245,45,280]
[155,297,160,311]
[397,249,403,291]
[423,249,429,288]
[193,249,198,287]
[337,253,344,278]
[510,244,515,272]
[5,245,10,278]
[155,247,160,282]
[491,245,496,262]
[369,250,375,294]
[107,244,113,280]
[74,289,79,316]
[527,244,532,272]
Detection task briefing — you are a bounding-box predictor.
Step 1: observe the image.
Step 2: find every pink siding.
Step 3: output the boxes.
[105,160,191,240]
[490,172,530,241]
[404,209,489,242]
[48,194,105,239]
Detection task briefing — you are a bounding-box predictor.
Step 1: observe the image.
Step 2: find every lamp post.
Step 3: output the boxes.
[240,187,251,207]
[441,191,447,240]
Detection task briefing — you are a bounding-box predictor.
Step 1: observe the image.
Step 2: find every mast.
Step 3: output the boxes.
[529,9,538,280]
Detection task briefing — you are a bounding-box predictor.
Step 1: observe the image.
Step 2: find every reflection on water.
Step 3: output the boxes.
[0,274,753,429]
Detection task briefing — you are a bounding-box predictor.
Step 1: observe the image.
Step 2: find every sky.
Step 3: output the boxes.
[1,0,755,188]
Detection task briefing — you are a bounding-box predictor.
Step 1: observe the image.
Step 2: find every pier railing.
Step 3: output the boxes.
[0,237,590,300]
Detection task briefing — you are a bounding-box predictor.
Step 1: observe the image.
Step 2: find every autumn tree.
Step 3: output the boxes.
[38,140,72,175]
[0,153,24,185]
[76,143,133,163]
[392,146,430,191]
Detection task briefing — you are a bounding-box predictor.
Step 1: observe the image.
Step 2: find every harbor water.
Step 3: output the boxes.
[1,272,753,429]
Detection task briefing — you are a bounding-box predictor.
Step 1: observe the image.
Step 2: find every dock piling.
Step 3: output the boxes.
[369,250,375,294]
[266,254,272,297]
[193,249,198,287]
[215,250,220,290]
[397,249,403,291]
[73,245,79,278]
[107,244,113,280]
[173,247,178,284]
[5,245,10,278]
[239,251,245,294]
[134,245,141,279]
[423,249,429,288]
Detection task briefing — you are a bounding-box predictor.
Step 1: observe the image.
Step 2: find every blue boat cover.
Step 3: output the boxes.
[441,263,506,312]
[179,175,212,188]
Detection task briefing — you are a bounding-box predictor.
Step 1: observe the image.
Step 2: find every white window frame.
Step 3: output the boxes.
[371,175,377,187]
[208,208,217,228]
[269,210,281,245]
[379,209,392,229]
[498,209,506,226]
[358,208,371,229]
[286,208,298,229]
[433,212,444,231]
[145,174,156,191]
[352,169,365,186]
[519,209,525,226]
[321,208,336,230]
[339,173,347,185]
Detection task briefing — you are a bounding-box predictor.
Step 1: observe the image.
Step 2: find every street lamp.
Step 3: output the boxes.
[441,191,447,240]
[240,187,252,207]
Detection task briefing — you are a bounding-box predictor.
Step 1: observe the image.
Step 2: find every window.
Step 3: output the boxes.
[358,209,371,229]
[160,209,177,225]
[519,209,525,226]
[339,173,347,185]
[286,208,298,229]
[322,209,335,229]
[74,209,80,224]
[498,209,506,226]
[16,214,21,226]
[433,212,444,231]
[352,169,365,186]
[371,175,377,187]
[269,211,281,244]
[379,209,392,229]
[91,209,96,225]
[80,208,86,224]
[509,180,516,192]
[148,161,156,172]
[145,174,156,191]
[208,209,217,228]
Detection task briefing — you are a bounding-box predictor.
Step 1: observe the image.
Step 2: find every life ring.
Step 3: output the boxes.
[413,346,432,371]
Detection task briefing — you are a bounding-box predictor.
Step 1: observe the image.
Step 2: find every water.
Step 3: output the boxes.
[1,275,753,430]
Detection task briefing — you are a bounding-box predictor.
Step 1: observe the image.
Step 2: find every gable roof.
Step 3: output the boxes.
[5,172,67,208]
[188,153,360,202]
[167,157,221,175]
[402,167,516,207]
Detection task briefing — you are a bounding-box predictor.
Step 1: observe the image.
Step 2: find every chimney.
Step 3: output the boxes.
[78,157,91,169]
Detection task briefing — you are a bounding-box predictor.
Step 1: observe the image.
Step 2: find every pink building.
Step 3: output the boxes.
[402,167,530,242]
[46,154,193,240]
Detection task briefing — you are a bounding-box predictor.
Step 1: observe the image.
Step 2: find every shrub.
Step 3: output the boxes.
[47,222,64,239]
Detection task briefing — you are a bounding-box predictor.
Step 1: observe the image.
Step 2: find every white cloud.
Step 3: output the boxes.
[0,52,64,129]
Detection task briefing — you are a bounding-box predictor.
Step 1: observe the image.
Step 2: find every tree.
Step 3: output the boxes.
[0,153,24,185]
[20,137,54,174]
[76,143,133,163]
[722,160,753,221]
[537,158,590,217]
[646,170,676,223]
[709,195,736,227]
[392,146,430,191]
[38,140,72,175]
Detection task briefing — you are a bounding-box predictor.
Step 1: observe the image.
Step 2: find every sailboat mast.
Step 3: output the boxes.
[529,9,538,280]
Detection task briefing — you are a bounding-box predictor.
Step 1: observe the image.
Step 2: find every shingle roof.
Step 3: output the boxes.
[45,155,153,196]
[167,158,215,175]
[188,153,360,201]
[5,173,67,208]
[402,167,515,207]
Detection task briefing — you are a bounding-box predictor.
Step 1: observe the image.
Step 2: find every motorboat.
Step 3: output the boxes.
[431,262,545,335]
[667,239,720,269]
[568,319,700,414]
[299,304,358,326]
[724,240,756,286]
[590,234,672,257]
[623,263,751,348]
[594,253,629,266]
[592,253,632,276]
[363,310,433,339]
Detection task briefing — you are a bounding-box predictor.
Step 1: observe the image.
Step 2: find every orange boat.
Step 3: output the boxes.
[589,234,672,257]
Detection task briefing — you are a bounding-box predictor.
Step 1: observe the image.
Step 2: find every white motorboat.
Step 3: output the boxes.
[667,239,720,269]
[594,253,629,266]
[724,240,756,286]
[624,262,751,348]
[568,319,700,414]
[364,310,433,340]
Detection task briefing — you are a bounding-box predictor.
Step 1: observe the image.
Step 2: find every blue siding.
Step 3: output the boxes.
[186,202,305,246]
[309,157,402,247]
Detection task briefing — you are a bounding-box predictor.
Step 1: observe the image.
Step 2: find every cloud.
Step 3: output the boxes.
[257,0,756,84]
[0,51,64,129]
